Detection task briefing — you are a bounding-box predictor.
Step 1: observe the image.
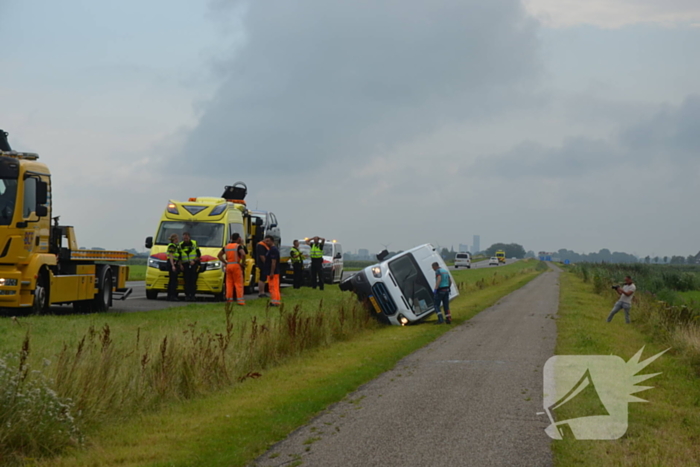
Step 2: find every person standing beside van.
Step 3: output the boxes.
[166,234,181,301]
[265,236,282,306]
[218,233,246,305]
[432,262,452,324]
[307,236,326,290]
[290,239,304,289]
[179,232,201,301]
[256,237,270,297]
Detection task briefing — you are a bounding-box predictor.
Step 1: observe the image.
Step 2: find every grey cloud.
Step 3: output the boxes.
[620,95,700,158]
[470,95,700,179]
[469,138,620,179]
[176,0,541,175]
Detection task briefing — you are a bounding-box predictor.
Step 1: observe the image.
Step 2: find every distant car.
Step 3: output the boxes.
[454,252,471,269]
[489,257,499,266]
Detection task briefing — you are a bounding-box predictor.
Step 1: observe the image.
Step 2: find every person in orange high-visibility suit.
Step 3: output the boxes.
[264,235,281,307]
[218,233,246,305]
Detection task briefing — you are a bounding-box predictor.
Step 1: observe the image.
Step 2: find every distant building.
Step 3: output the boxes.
[358,248,370,260]
[459,243,470,253]
[473,235,480,254]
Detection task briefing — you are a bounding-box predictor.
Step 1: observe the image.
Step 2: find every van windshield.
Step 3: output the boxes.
[388,254,434,314]
[156,221,224,248]
[456,254,469,259]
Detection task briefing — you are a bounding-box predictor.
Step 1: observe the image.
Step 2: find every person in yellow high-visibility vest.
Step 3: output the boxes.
[306,236,325,290]
[179,232,201,301]
[166,234,181,301]
[218,233,246,305]
[290,239,304,289]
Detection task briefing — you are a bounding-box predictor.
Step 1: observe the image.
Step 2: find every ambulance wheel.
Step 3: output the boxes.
[32,271,49,314]
[146,290,158,300]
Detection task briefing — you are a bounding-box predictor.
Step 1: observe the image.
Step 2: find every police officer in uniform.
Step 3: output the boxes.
[179,232,201,301]
[290,239,304,289]
[166,234,181,301]
[306,236,325,290]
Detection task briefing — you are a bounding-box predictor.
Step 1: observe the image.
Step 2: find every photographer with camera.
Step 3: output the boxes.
[606,276,636,323]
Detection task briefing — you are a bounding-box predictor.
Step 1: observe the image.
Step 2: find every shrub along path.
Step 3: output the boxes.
[255,265,560,466]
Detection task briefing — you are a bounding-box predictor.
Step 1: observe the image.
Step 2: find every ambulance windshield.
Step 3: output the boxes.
[156,221,224,248]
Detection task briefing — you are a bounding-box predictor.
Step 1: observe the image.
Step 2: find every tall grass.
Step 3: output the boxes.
[455,261,547,293]
[571,263,700,370]
[0,338,82,465]
[1,298,376,461]
[2,261,540,462]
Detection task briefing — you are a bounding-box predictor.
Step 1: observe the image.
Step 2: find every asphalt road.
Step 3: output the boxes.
[254,264,559,467]
[107,275,352,313]
[39,260,516,315]
[451,258,517,271]
[109,262,515,313]
[108,280,288,313]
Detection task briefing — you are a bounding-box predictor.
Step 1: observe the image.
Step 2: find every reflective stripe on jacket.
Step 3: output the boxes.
[290,247,303,263]
[167,242,180,263]
[310,244,323,259]
[179,240,200,262]
[225,243,240,264]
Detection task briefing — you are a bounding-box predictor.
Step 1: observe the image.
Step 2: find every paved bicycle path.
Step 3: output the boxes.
[254,266,560,467]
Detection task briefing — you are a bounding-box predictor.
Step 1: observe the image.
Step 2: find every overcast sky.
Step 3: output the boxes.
[3,0,699,258]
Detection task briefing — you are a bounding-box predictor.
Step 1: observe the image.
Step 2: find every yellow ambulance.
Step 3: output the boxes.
[144,184,261,300]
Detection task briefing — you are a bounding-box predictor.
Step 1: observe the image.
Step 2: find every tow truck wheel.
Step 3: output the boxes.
[32,271,49,314]
[244,271,255,294]
[93,268,113,312]
[146,290,158,300]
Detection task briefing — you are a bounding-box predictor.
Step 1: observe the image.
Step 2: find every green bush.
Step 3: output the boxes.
[0,341,82,462]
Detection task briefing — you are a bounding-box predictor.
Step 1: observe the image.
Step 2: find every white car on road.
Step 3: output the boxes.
[489,257,500,266]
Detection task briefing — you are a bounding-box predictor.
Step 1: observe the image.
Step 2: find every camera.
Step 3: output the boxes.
[611,285,620,290]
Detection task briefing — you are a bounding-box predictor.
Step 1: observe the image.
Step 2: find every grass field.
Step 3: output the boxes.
[2,261,544,466]
[127,264,146,281]
[679,290,700,304]
[554,270,700,466]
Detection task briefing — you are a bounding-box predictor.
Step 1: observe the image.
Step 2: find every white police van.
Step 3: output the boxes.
[340,244,458,325]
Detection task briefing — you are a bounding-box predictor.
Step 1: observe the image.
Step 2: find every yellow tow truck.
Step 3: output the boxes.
[0,130,132,313]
